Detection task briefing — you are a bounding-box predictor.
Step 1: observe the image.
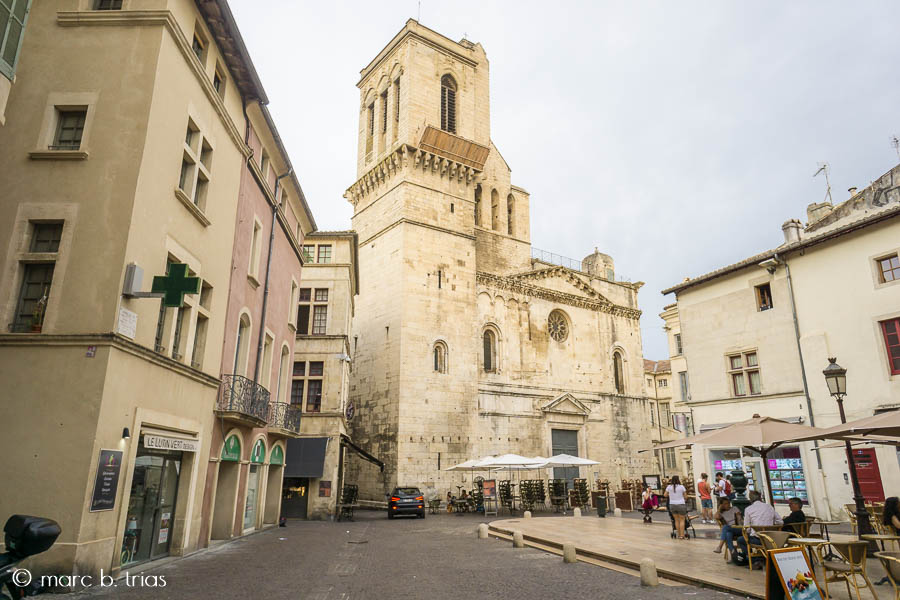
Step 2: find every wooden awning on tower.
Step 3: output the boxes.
[418,125,490,170]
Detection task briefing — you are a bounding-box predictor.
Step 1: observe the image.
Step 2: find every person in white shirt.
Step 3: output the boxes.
[735,490,783,565]
[665,475,688,539]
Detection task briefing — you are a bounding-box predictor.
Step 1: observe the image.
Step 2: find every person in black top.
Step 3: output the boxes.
[782,497,807,532]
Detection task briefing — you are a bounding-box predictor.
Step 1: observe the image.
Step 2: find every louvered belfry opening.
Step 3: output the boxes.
[440,74,457,134]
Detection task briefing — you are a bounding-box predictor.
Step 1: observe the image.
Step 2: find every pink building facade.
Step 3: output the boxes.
[198,101,315,544]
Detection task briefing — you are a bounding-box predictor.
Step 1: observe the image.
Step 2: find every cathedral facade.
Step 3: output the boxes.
[345,20,653,497]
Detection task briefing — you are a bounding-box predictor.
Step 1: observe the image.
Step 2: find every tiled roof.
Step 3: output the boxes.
[643,359,671,374]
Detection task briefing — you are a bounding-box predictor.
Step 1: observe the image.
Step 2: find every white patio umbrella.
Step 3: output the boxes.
[444,457,489,471]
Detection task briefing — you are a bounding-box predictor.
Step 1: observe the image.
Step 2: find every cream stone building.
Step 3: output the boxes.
[644,358,690,477]
[280,231,385,520]
[663,163,900,518]
[0,0,309,580]
[344,20,654,499]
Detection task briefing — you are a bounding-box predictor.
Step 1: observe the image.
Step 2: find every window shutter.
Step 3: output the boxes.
[0,0,31,80]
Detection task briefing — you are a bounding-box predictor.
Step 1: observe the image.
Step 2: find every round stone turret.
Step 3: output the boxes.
[582,247,615,280]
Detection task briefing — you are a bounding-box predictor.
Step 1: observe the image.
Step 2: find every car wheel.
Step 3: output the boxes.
[418,512,425,519]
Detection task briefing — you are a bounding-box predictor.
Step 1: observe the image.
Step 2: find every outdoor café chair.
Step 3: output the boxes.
[785,520,811,538]
[876,551,900,600]
[743,525,783,571]
[822,541,879,600]
[845,504,859,535]
[759,531,799,550]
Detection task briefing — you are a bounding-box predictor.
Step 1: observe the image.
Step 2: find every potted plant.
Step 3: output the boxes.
[30,289,48,333]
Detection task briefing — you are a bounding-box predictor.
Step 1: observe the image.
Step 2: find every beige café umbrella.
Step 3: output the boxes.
[788,410,900,442]
[649,415,835,505]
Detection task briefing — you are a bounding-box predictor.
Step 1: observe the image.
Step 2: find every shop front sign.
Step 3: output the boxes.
[270,445,284,466]
[144,434,199,453]
[90,449,123,512]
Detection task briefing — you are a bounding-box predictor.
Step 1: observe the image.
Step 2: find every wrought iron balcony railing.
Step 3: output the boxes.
[268,402,302,433]
[217,374,270,422]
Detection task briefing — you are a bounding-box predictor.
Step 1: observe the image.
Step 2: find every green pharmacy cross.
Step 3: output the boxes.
[151,263,200,307]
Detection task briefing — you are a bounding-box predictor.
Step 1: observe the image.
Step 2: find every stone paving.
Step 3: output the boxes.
[75,510,753,600]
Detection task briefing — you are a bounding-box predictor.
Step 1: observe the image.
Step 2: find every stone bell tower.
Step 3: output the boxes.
[344,20,493,495]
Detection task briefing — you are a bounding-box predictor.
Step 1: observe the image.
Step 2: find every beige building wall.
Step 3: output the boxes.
[666,164,900,518]
[0,0,269,580]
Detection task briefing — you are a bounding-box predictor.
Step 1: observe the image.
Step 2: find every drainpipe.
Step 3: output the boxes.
[773,253,829,512]
[252,168,293,385]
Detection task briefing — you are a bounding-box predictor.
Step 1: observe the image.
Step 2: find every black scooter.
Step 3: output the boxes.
[0,516,61,599]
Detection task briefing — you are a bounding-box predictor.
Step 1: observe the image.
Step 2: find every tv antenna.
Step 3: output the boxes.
[891,135,900,162]
[813,162,833,205]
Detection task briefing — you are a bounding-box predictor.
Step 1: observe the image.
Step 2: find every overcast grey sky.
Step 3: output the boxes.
[230,1,900,360]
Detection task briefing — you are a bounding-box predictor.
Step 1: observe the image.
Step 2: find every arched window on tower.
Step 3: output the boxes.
[507,193,515,236]
[483,330,496,372]
[474,185,482,226]
[613,351,625,394]
[433,341,448,374]
[491,189,500,231]
[441,75,457,134]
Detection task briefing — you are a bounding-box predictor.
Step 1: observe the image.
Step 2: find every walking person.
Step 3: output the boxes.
[714,472,728,508]
[697,473,713,523]
[713,497,742,555]
[725,474,735,500]
[665,475,689,539]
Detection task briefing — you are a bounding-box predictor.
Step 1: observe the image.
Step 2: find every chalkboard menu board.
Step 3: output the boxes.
[90,449,123,512]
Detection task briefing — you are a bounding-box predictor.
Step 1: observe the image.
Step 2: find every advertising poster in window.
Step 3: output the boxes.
[158,512,171,544]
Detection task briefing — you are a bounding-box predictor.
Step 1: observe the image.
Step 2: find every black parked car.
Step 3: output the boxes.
[387,487,425,519]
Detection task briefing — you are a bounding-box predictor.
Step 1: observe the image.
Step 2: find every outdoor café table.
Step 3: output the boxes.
[786,537,830,570]
[453,499,468,515]
[861,533,900,585]
[813,520,843,560]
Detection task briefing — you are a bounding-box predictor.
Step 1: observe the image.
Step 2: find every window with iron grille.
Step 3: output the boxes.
[52,109,86,150]
[440,75,457,134]
[0,0,30,80]
[881,319,900,375]
[728,351,761,396]
[878,254,900,284]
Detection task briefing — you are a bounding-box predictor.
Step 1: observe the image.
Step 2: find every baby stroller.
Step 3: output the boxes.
[640,492,660,523]
[665,499,697,539]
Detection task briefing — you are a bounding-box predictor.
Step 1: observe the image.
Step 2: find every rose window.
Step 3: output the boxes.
[548,310,569,342]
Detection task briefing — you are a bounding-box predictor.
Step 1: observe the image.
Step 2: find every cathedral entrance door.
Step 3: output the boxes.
[551,429,579,488]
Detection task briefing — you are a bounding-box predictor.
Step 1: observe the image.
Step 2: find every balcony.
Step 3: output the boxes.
[267,402,302,438]
[216,374,270,428]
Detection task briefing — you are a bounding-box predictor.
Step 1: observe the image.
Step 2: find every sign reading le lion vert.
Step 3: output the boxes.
[90,449,123,512]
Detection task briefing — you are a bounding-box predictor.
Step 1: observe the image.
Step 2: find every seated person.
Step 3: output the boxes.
[782,497,807,532]
[883,497,900,534]
[446,491,454,513]
[735,490,783,565]
[713,497,743,555]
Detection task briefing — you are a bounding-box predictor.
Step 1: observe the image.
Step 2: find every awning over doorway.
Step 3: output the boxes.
[284,437,329,478]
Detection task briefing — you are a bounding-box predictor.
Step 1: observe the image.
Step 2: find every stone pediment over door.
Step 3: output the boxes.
[510,267,611,303]
[541,393,590,425]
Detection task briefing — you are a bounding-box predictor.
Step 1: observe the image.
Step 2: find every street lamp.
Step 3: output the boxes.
[823,357,875,542]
